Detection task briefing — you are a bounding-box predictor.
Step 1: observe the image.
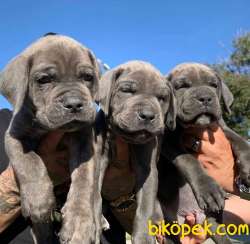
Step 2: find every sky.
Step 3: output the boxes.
[0,0,249,109]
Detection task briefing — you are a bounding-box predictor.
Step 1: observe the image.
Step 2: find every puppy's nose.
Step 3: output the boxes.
[138,109,155,122]
[198,95,212,106]
[63,97,84,113]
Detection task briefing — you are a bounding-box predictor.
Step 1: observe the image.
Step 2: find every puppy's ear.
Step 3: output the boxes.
[87,49,101,100]
[88,49,101,79]
[165,81,177,131]
[216,74,234,114]
[0,55,30,112]
[221,82,234,114]
[98,68,124,117]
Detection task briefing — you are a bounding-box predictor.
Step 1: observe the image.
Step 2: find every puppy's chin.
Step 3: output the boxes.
[35,109,96,131]
[193,114,214,127]
[114,128,155,144]
[111,122,163,144]
[180,113,219,129]
[57,120,94,132]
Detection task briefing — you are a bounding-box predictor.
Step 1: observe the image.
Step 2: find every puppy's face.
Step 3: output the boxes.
[107,65,174,144]
[29,44,98,131]
[168,63,232,128]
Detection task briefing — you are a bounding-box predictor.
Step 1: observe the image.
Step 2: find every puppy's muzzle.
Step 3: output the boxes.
[62,95,84,113]
[137,107,155,123]
[188,87,218,111]
[197,94,213,107]
[59,88,91,113]
[179,86,222,126]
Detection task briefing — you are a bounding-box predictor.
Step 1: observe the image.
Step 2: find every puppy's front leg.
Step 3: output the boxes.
[60,131,96,244]
[93,134,110,244]
[174,153,226,212]
[132,138,159,244]
[161,135,226,212]
[5,132,55,223]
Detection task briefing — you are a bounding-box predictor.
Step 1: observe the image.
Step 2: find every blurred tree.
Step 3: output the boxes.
[231,32,250,72]
[212,31,250,139]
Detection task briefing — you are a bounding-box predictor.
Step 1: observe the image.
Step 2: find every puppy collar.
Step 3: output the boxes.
[93,102,101,113]
[110,193,136,212]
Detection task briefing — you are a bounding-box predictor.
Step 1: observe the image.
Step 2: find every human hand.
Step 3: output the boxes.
[182,125,236,193]
[181,214,207,244]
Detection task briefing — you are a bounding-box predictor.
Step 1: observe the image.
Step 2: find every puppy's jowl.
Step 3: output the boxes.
[0,34,101,244]
[96,61,176,244]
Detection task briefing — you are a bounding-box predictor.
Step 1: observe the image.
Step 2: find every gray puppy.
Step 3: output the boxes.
[0,34,101,244]
[96,61,176,244]
[159,62,250,243]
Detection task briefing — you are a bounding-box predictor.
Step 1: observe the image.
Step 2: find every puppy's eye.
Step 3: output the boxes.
[175,83,191,90]
[79,72,94,82]
[120,86,136,94]
[84,73,94,82]
[36,74,53,84]
[157,95,166,103]
[210,83,218,88]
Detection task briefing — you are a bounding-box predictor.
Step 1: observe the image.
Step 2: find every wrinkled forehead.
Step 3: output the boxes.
[118,69,166,88]
[30,44,92,72]
[171,66,218,85]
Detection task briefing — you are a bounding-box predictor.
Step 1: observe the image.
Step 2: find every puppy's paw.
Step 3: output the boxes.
[59,218,95,244]
[20,181,55,222]
[59,206,95,244]
[133,233,156,244]
[193,176,226,212]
